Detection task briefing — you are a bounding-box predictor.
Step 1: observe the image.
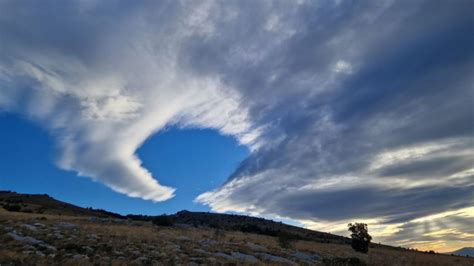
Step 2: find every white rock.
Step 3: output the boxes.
[213,252,234,260]
[256,253,296,265]
[72,254,88,260]
[22,224,37,231]
[57,222,77,229]
[176,236,191,241]
[245,242,267,251]
[33,222,46,228]
[292,251,321,262]
[7,232,43,245]
[231,252,259,263]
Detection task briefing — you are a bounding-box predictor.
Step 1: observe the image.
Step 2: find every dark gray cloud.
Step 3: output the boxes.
[194,0,474,235]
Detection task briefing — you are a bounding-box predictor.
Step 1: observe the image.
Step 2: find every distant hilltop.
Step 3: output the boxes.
[0,190,348,245]
[445,247,474,257]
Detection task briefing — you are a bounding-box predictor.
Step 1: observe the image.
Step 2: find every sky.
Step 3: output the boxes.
[0,0,473,252]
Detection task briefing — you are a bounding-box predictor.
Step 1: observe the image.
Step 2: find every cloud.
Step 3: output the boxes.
[1,0,473,249]
[0,1,259,201]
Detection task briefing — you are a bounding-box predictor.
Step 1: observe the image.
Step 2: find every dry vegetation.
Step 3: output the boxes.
[1,208,473,265]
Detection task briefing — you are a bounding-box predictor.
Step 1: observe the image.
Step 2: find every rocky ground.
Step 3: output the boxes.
[0,210,336,265]
[1,209,473,265]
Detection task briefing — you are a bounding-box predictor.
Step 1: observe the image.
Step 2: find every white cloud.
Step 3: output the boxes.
[333,60,352,73]
[0,1,260,202]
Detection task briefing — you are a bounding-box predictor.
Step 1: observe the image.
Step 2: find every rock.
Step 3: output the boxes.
[113,251,124,256]
[165,244,181,252]
[35,251,45,257]
[82,246,94,253]
[256,253,297,265]
[22,224,37,231]
[187,262,199,266]
[23,245,35,250]
[72,254,88,260]
[176,236,191,241]
[135,256,150,262]
[292,251,321,262]
[193,248,210,255]
[199,239,217,246]
[189,257,203,262]
[57,222,77,229]
[21,238,56,252]
[87,234,99,240]
[131,250,141,256]
[158,232,172,237]
[245,242,267,251]
[89,217,109,222]
[33,222,46,228]
[231,252,259,263]
[206,257,217,263]
[213,252,234,260]
[7,232,43,245]
[42,244,57,252]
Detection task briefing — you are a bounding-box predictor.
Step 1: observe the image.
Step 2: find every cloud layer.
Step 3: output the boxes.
[1,0,473,249]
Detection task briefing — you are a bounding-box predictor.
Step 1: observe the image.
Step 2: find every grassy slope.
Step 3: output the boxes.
[1,192,473,265]
[1,209,473,265]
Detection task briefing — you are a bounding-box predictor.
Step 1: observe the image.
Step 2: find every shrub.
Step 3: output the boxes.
[241,223,262,234]
[152,215,174,227]
[348,223,372,254]
[278,232,296,248]
[209,222,220,229]
[3,204,21,212]
[323,257,367,266]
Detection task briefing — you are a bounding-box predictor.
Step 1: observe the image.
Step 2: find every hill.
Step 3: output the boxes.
[0,191,118,218]
[1,191,473,265]
[1,191,347,245]
[446,247,474,257]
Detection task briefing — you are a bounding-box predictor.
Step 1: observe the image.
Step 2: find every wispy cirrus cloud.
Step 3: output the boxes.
[0,0,260,201]
[0,0,473,250]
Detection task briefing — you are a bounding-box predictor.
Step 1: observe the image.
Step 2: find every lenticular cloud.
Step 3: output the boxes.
[0,1,259,201]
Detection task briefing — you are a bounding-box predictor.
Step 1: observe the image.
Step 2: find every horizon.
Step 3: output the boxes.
[0,0,473,254]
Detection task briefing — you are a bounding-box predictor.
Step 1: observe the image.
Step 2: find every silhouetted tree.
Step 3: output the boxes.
[348,223,372,253]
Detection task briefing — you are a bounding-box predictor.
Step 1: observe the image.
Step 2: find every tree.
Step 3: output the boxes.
[348,223,372,253]
[3,204,21,212]
[152,215,174,227]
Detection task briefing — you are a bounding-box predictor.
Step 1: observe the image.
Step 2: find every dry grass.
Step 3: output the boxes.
[1,210,473,265]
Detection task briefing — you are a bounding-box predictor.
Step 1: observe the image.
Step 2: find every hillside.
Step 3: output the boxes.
[175,211,346,242]
[0,191,347,245]
[1,191,473,265]
[0,191,116,218]
[446,247,474,257]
